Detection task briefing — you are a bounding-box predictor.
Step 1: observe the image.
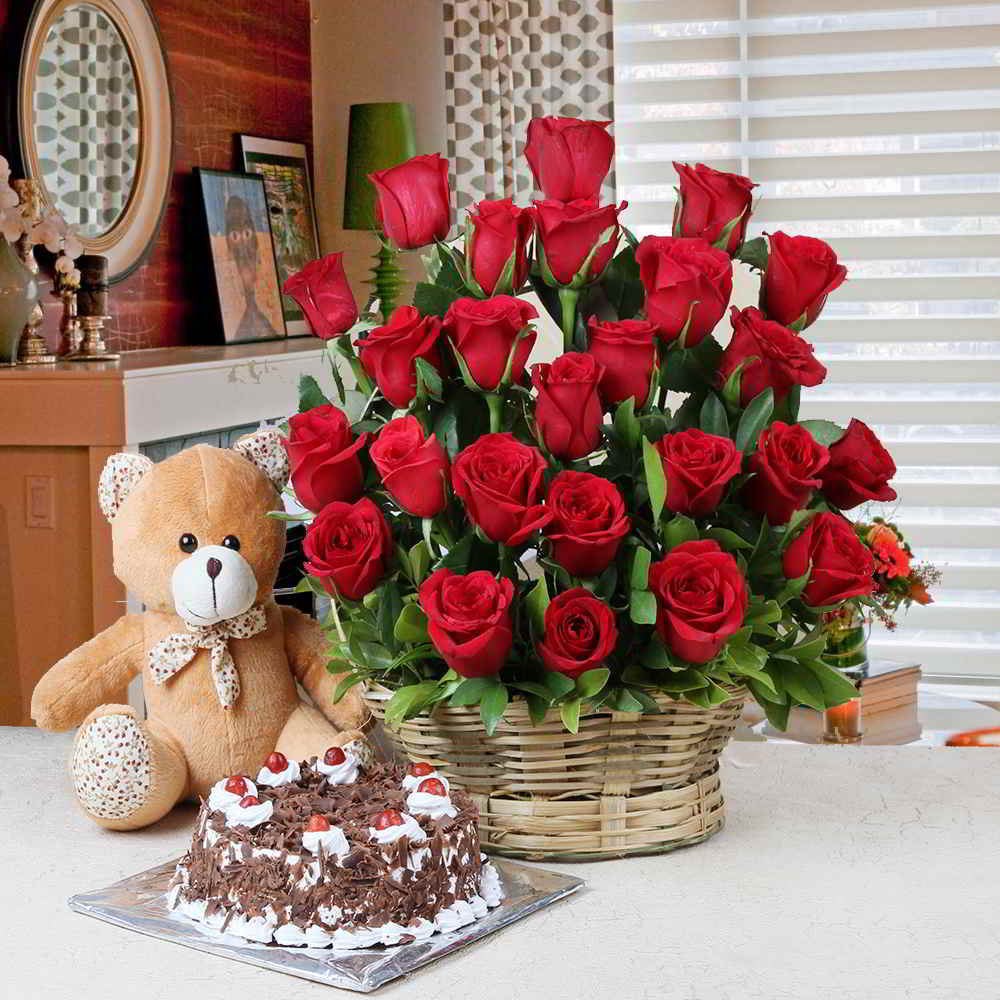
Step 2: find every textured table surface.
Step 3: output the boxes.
[2,727,998,1000]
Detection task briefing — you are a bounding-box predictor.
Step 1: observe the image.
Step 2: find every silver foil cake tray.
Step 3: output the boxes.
[68,857,584,992]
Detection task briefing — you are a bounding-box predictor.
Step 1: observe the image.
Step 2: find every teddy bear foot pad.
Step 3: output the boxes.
[69,856,583,992]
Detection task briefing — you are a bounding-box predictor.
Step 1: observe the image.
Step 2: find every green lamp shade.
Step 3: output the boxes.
[342,102,417,231]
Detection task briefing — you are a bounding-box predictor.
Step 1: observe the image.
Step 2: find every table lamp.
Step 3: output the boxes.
[343,102,416,320]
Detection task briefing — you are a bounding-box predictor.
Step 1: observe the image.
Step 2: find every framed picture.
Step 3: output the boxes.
[194,168,286,344]
[238,135,321,337]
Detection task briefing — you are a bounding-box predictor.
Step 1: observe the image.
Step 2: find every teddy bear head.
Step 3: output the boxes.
[98,429,291,624]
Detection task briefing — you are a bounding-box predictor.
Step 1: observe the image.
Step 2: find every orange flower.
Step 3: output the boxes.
[909,581,933,605]
[867,523,910,579]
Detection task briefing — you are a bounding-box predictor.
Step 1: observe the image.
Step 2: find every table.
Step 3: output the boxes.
[3,726,998,1000]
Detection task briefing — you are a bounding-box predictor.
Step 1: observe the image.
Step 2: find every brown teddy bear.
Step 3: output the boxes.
[31,428,366,831]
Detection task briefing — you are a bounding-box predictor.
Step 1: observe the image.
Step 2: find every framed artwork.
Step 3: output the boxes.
[194,169,286,344]
[238,135,320,337]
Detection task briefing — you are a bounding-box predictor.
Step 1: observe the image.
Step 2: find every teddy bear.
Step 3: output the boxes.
[31,428,367,831]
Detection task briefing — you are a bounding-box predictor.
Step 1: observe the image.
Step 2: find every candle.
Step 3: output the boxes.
[77,255,109,318]
[823,697,863,743]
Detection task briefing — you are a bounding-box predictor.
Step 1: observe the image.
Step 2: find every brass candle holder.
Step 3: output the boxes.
[13,179,56,365]
[66,254,119,362]
[56,286,83,356]
[69,314,119,362]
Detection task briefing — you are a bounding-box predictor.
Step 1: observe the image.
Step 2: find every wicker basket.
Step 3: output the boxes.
[363,683,746,861]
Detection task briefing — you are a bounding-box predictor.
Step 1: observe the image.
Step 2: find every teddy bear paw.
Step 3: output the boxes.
[71,713,153,821]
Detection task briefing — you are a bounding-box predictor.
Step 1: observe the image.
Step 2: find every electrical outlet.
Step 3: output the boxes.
[25,475,55,529]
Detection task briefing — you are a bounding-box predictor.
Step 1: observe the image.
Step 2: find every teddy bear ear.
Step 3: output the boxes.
[233,427,290,492]
[98,452,154,522]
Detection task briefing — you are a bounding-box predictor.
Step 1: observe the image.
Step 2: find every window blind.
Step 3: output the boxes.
[613,0,1000,683]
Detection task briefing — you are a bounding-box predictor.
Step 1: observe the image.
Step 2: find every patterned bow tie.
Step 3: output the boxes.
[148,605,267,708]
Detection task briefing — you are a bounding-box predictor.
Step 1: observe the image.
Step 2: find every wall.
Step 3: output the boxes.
[310,0,447,301]
[1,0,313,351]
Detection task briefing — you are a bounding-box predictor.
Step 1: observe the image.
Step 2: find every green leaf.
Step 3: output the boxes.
[614,396,641,450]
[630,546,652,591]
[662,514,698,549]
[735,388,774,452]
[654,668,708,693]
[629,589,658,625]
[798,419,848,448]
[785,629,827,662]
[705,527,753,551]
[324,340,347,404]
[450,676,497,707]
[594,564,618,600]
[543,671,576,699]
[638,640,671,670]
[560,698,582,733]
[642,437,667,522]
[736,236,768,272]
[600,244,643,320]
[384,681,440,729]
[479,684,509,736]
[298,374,330,412]
[761,696,791,730]
[725,639,769,672]
[803,658,861,707]
[394,602,430,644]
[575,667,610,699]
[525,575,550,635]
[612,687,645,712]
[747,675,786,706]
[745,599,782,626]
[719,356,756,412]
[526,694,550,726]
[699,392,729,437]
[776,566,811,606]
[408,541,431,584]
[413,281,462,318]
[332,672,362,703]
[777,659,827,711]
[509,681,554,700]
[376,580,404,652]
[414,357,443,401]
[433,241,465,290]
[433,533,473,573]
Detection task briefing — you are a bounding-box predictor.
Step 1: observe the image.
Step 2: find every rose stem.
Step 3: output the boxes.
[558,287,580,352]
[486,392,505,434]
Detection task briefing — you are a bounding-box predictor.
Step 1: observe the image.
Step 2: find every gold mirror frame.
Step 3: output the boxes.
[14,0,173,283]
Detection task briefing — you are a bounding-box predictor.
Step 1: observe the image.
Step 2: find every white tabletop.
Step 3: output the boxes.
[3,727,998,1000]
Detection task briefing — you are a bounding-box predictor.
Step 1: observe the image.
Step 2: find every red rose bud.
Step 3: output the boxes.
[537,589,618,680]
[408,761,435,777]
[762,232,847,330]
[587,317,657,409]
[370,416,450,518]
[655,429,742,517]
[743,422,829,525]
[452,433,553,545]
[224,776,248,797]
[417,778,448,797]
[443,295,538,391]
[419,568,514,678]
[373,809,406,830]
[358,306,443,409]
[820,419,897,510]
[369,153,452,249]
[636,236,732,347]
[718,307,827,407]
[532,353,604,460]
[282,252,358,340]
[303,498,392,601]
[265,751,289,774]
[323,746,347,766]
[524,116,615,202]
[782,512,876,607]
[648,540,748,663]
[283,404,367,513]
[465,198,534,295]
[534,198,625,287]
[239,795,260,808]
[673,163,756,255]
[305,814,331,832]
[545,470,630,578]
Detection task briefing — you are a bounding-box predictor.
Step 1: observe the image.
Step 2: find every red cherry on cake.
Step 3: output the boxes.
[239,795,260,808]
[417,778,448,797]
[408,761,435,777]
[265,751,288,774]
[373,809,405,830]
[224,776,248,796]
[305,814,331,832]
[323,746,347,766]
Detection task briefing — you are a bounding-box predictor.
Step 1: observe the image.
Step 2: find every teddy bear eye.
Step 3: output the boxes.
[178,534,198,553]
[222,535,241,551]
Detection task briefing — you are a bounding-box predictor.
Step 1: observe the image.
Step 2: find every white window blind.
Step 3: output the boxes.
[613,0,1000,682]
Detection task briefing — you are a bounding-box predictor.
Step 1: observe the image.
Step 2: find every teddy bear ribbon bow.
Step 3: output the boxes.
[147,606,267,708]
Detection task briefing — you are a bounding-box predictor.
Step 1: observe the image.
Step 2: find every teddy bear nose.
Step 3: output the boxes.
[206,558,223,580]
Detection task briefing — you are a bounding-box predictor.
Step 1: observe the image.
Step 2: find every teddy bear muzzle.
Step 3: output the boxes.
[171,544,259,626]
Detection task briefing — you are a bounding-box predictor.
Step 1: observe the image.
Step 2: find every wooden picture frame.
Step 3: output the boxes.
[238,134,320,337]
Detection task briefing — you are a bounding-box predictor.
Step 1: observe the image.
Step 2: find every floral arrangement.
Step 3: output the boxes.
[855,518,938,625]
[279,116,908,734]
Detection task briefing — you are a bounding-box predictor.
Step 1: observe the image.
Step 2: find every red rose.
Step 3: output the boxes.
[545,470,630,578]
[443,295,538,391]
[743,422,829,525]
[673,162,757,255]
[531,353,604,460]
[370,416,450,518]
[718,306,827,406]
[282,252,358,340]
[524,117,614,202]
[359,305,443,409]
[782,512,875,607]
[587,316,657,408]
[820,419,897,510]
[283,405,367,513]
[452,433,553,545]
[762,232,847,329]
[636,236,732,346]
[369,153,452,250]
[465,198,534,295]
[303,498,391,600]
[534,199,625,286]
[537,589,618,679]
[655,429,742,517]
[419,568,514,677]
[648,540,748,663]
